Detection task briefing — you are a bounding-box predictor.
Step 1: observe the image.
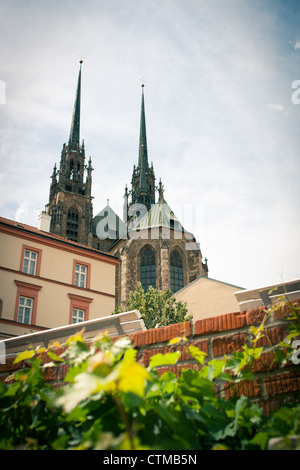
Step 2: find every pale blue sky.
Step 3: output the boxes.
[0,0,299,290]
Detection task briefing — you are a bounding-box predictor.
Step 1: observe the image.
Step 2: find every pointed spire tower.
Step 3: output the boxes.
[69,61,82,149]
[46,59,93,246]
[130,83,155,212]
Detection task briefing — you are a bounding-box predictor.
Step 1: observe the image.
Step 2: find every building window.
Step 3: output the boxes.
[68,293,93,324]
[170,249,184,293]
[72,260,91,289]
[66,206,79,241]
[17,296,33,324]
[140,248,156,292]
[74,263,87,288]
[14,280,42,325]
[22,249,38,275]
[72,307,85,324]
[20,245,42,276]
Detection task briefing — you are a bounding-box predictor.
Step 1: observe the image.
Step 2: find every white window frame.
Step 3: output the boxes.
[22,249,38,275]
[17,296,33,324]
[74,263,87,288]
[72,307,85,324]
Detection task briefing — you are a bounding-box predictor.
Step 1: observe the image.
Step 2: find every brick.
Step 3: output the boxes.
[42,366,58,382]
[272,299,300,320]
[264,371,300,396]
[224,379,261,399]
[131,322,191,347]
[0,356,22,373]
[57,363,69,381]
[246,307,266,326]
[156,362,202,378]
[142,348,161,367]
[255,326,288,348]
[251,352,279,373]
[194,312,246,336]
[129,332,139,348]
[212,332,246,357]
[141,338,206,367]
[155,365,179,377]
[183,339,209,360]
[258,399,281,415]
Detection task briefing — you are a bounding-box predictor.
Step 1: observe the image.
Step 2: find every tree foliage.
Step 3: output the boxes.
[113,282,192,329]
[0,297,299,450]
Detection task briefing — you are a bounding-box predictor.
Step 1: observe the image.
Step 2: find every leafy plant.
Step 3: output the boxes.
[0,298,299,450]
[112,282,192,329]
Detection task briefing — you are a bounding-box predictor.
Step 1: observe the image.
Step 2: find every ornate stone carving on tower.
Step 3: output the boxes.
[46,61,94,247]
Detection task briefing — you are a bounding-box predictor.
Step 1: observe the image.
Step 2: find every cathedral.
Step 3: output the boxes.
[46,61,208,308]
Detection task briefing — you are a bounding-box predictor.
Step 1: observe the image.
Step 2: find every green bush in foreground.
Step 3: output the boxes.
[0,297,299,450]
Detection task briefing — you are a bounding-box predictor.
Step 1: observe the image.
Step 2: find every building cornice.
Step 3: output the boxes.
[0,218,119,266]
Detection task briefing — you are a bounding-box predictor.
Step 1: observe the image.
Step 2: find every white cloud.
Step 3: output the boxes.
[269,103,285,112]
[15,202,40,225]
[268,103,290,116]
[294,41,300,50]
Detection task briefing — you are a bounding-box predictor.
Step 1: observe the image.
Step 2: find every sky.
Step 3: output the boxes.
[0,0,299,292]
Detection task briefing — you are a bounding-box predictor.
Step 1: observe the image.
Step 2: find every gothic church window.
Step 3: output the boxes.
[66,207,79,241]
[68,160,74,179]
[170,249,184,293]
[140,248,156,292]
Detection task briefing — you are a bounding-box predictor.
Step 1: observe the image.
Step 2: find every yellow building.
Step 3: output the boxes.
[175,276,244,321]
[0,216,119,339]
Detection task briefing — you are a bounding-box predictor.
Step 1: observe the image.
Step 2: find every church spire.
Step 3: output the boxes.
[129,83,155,212]
[46,58,94,246]
[69,60,82,149]
[138,83,148,193]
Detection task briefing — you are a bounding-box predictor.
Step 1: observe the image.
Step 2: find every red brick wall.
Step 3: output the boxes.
[131,301,300,414]
[1,302,300,414]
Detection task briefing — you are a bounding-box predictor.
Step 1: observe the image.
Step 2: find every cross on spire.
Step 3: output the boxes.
[78,53,86,63]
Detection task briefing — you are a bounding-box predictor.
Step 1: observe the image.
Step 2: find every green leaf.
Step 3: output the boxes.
[13,349,35,364]
[243,345,263,360]
[240,369,255,380]
[180,370,215,401]
[279,341,291,348]
[188,345,207,365]
[149,351,181,369]
[274,348,286,364]
[47,350,64,362]
[207,358,226,380]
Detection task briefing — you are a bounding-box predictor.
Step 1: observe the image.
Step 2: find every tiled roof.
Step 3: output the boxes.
[0,216,117,261]
[128,199,184,232]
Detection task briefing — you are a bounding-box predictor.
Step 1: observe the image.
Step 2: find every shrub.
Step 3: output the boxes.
[112,282,192,329]
[0,297,299,450]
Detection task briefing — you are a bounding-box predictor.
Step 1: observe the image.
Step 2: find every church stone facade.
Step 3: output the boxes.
[46,62,94,248]
[45,62,208,308]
